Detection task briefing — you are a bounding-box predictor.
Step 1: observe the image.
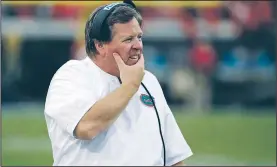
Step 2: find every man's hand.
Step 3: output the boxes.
[74,53,144,140]
[113,53,145,89]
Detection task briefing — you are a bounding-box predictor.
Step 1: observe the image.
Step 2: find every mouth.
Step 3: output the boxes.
[129,54,140,60]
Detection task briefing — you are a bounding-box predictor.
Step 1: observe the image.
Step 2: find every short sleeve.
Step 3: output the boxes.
[44,62,99,138]
[163,104,193,165]
[149,71,193,165]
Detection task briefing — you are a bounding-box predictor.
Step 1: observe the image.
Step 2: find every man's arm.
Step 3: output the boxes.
[75,83,138,140]
[75,53,145,140]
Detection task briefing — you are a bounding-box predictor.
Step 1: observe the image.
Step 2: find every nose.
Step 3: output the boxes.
[132,38,143,51]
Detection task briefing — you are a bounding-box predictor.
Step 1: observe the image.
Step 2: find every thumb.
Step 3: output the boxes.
[113,53,125,68]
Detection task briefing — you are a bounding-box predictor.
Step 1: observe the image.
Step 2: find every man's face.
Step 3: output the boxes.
[104,17,143,72]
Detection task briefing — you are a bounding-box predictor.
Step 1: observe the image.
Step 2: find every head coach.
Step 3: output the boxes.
[44,0,193,165]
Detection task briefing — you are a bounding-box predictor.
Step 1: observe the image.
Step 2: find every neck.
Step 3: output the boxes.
[89,56,119,77]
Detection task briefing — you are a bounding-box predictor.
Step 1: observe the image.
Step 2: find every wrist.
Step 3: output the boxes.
[122,82,140,94]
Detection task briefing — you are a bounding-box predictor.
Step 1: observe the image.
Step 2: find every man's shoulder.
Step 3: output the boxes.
[143,70,159,85]
[53,59,87,79]
[46,59,94,93]
[58,59,86,73]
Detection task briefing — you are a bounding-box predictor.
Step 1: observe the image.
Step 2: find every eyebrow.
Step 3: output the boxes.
[120,32,143,40]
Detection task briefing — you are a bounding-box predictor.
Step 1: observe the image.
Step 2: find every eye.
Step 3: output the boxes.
[124,38,132,43]
[138,35,143,41]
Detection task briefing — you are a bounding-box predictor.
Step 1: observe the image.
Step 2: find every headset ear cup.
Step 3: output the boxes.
[123,0,137,9]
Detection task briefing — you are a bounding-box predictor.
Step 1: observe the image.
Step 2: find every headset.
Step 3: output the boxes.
[89,0,166,165]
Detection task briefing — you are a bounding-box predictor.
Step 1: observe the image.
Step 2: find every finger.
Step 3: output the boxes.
[113,53,125,68]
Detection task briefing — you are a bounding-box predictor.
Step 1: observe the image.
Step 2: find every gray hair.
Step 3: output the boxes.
[85,5,143,57]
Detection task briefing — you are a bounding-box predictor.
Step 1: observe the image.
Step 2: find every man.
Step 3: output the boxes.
[44,1,193,166]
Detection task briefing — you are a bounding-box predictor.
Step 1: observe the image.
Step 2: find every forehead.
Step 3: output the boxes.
[112,18,142,37]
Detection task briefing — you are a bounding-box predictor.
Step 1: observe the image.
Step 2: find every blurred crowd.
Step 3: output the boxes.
[2,1,276,110]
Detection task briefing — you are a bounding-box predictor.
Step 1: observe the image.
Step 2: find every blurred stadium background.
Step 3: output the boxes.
[1,0,276,166]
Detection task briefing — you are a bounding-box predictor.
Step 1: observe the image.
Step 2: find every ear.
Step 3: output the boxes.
[94,40,106,56]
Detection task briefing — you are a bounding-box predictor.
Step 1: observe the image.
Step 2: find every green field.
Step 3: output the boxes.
[2,106,276,166]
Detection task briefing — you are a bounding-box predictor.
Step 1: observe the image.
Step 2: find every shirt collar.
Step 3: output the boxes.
[83,56,119,82]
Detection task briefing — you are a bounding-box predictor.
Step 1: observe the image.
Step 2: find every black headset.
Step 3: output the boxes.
[90,0,137,40]
[89,0,166,165]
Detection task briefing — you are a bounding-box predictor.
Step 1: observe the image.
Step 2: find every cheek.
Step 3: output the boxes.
[115,45,131,61]
[106,46,115,55]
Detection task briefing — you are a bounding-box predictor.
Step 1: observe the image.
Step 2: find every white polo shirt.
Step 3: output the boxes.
[44,56,193,166]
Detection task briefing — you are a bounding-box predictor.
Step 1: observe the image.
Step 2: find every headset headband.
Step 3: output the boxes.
[91,0,137,40]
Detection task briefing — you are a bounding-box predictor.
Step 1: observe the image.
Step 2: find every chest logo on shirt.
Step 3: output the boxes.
[140,94,155,107]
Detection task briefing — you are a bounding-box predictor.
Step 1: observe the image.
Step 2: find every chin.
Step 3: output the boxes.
[127,61,138,66]
[127,58,140,66]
